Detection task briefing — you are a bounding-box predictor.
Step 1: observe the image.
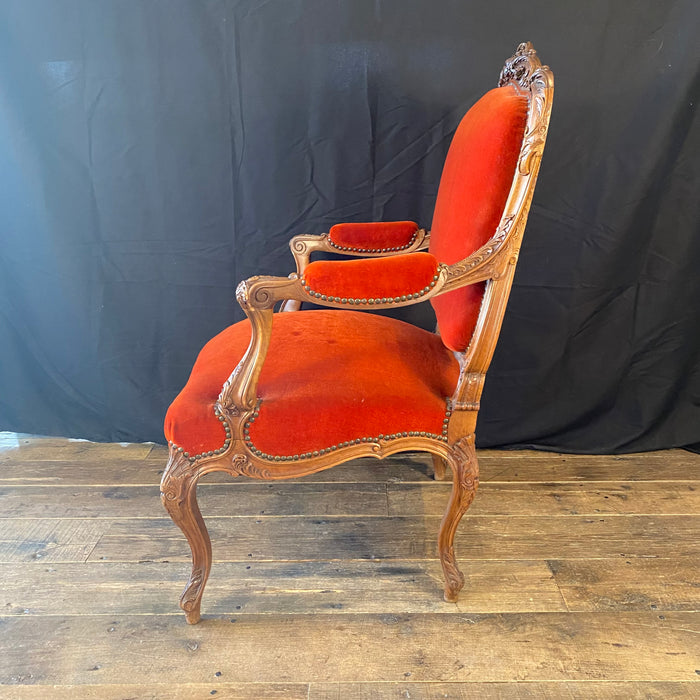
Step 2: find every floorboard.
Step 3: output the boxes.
[3,681,699,699]
[2,479,697,519]
[1,434,699,696]
[0,560,565,615]
[1,613,699,684]
[307,681,700,700]
[82,514,700,563]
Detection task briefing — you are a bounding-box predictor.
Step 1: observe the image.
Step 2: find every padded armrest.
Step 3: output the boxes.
[302,252,440,304]
[328,221,420,253]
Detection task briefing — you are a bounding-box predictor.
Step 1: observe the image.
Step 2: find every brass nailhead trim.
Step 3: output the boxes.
[169,405,233,463]
[171,400,452,464]
[301,277,437,305]
[327,229,419,254]
[243,401,451,462]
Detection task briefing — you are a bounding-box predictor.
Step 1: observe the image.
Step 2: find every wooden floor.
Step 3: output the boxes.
[0,434,699,699]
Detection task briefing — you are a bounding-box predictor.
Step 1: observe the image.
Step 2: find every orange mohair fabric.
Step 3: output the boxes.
[328,221,418,250]
[430,85,529,351]
[303,252,439,300]
[164,310,459,457]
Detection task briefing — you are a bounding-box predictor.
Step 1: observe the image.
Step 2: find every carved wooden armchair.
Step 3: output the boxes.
[162,43,553,623]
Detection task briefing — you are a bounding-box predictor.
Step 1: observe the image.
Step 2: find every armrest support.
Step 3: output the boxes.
[219,253,449,412]
[288,225,429,276]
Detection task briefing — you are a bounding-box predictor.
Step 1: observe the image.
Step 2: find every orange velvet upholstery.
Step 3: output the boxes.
[328,221,419,252]
[164,85,530,462]
[164,311,459,458]
[430,85,529,352]
[302,252,439,303]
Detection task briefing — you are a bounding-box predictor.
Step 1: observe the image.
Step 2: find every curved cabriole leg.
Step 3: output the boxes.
[438,434,479,603]
[160,450,212,624]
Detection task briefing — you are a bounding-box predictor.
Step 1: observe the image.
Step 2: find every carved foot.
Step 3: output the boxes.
[438,434,479,603]
[181,566,207,624]
[161,449,212,624]
[442,551,466,602]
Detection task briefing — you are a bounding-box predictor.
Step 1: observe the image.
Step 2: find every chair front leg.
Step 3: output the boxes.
[438,434,479,602]
[160,449,212,624]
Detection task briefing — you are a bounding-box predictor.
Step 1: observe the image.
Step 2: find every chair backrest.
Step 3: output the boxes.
[429,84,530,352]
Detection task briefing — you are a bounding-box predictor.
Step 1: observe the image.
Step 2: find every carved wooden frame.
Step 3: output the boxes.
[161,42,554,623]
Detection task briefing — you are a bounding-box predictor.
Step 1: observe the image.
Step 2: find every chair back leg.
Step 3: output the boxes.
[438,434,479,602]
[431,454,449,481]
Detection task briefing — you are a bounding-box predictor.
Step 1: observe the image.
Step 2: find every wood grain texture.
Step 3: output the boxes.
[3,480,697,519]
[549,558,700,612]
[308,682,700,699]
[3,433,699,693]
[388,481,700,516]
[85,514,700,562]
[3,448,698,486]
[0,455,437,486]
[3,479,698,520]
[146,445,698,471]
[1,613,698,684]
[0,483,389,519]
[0,519,110,563]
[3,682,699,700]
[0,683,308,699]
[0,459,167,486]
[0,560,565,616]
[0,437,153,463]
[479,451,700,482]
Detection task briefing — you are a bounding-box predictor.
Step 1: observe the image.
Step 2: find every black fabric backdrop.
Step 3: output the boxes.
[1,1,699,452]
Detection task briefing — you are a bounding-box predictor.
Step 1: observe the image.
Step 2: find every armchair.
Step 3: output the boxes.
[162,43,554,623]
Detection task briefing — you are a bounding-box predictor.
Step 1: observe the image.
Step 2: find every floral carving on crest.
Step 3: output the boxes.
[498,42,540,88]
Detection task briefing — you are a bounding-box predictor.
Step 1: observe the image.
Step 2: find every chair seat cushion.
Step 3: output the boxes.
[164,310,460,458]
